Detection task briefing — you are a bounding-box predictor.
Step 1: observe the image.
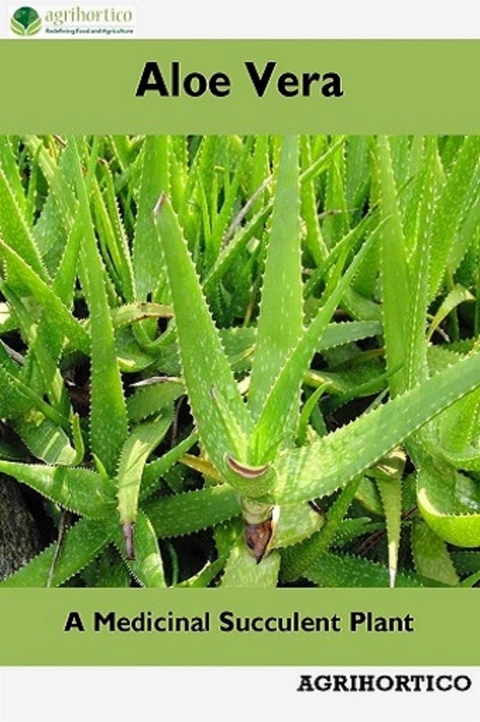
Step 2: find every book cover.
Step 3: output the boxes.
[0,2,479,720]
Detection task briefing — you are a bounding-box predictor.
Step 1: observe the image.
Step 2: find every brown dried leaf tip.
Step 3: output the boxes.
[153,192,168,217]
[122,522,135,561]
[226,455,270,480]
[245,518,273,564]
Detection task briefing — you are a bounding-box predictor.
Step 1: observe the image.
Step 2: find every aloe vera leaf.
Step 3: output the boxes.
[195,178,213,267]
[14,416,78,465]
[251,229,380,464]
[249,136,302,422]
[172,456,223,491]
[220,320,382,375]
[322,138,349,248]
[376,477,402,588]
[355,477,384,516]
[459,570,480,588]
[85,545,130,587]
[1,281,69,415]
[297,384,328,446]
[0,303,14,333]
[416,459,480,547]
[114,328,157,373]
[0,168,47,281]
[0,358,33,418]
[0,459,114,518]
[427,284,475,341]
[273,502,324,549]
[315,362,393,412]
[110,135,137,168]
[450,550,480,576]
[304,552,440,588]
[342,287,382,323]
[221,540,280,588]
[92,179,129,299]
[300,137,328,266]
[300,135,347,186]
[127,380,184,424]
[168,136,189,212]
[23,136,77,223]
[209,138,256,266]
[332,518,382,547]
[203,202,271,296]
[0,437,25,461]
[97,164,136,302]
[23,223,83,412]
[117,412,173,530]
[429,136,480,300]
[304,207,379,301]
[274,349,480,506]
[111,302,172,328]
[181,136,217,246]
[430,378,480,469]
[324,320,383,348]
[69,414,85,465]
[403,137,437,390]
[435,440,480,473]
[133,136,169,299]
[0,518,112,588]
[345,136,371,221]
[144,485,241,538]
[449,193,480,279]
[179,555,228,588]
[0,353,68,429]
[377,136,409,397]
[0,240,89,354]
[155,194,263,493]
[389,136,413,189]
[114,510,166,588]
[202,137,346,298]
[70,139,128,477]
[280,477,361,582]
[122,319,381,391]
[0,335,23,372]
[412,517,459,586]
[403,138,436,254]
[248,135,271,219]
[141,431,198,496]
[0,137,26,215]
[32,192,67,274]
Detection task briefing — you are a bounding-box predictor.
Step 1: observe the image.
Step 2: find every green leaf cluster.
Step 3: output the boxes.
[0,134,479,588]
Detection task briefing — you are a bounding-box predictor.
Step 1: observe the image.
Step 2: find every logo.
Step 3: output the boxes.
[9,4,136,38]
[10,6,41,36]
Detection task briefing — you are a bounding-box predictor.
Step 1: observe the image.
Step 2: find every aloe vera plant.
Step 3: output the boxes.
[0,134,479,588]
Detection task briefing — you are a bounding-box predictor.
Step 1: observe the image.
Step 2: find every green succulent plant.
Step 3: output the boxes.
[0,134,479,588]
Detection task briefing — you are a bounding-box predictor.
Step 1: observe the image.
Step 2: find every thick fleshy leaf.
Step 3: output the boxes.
[117,414,172,523]
[417,459,480,547]
[70,139,129,477]
[144,485,241,539]
[249,136,302,420]
[412,517,459,586]
[221,539,280,588]
[0,460,114,519]
[0,518,112,588]
[274,350,480,505]
[154,194,264,494]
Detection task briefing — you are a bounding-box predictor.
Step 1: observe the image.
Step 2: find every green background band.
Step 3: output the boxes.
[1,589,479,665]
[0,40,478,134]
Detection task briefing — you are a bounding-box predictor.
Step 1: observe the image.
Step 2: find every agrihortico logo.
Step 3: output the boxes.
[8,4,136,37]
[10,6,42,36]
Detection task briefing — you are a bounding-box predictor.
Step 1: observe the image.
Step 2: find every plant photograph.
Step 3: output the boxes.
[0,134,479,588]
